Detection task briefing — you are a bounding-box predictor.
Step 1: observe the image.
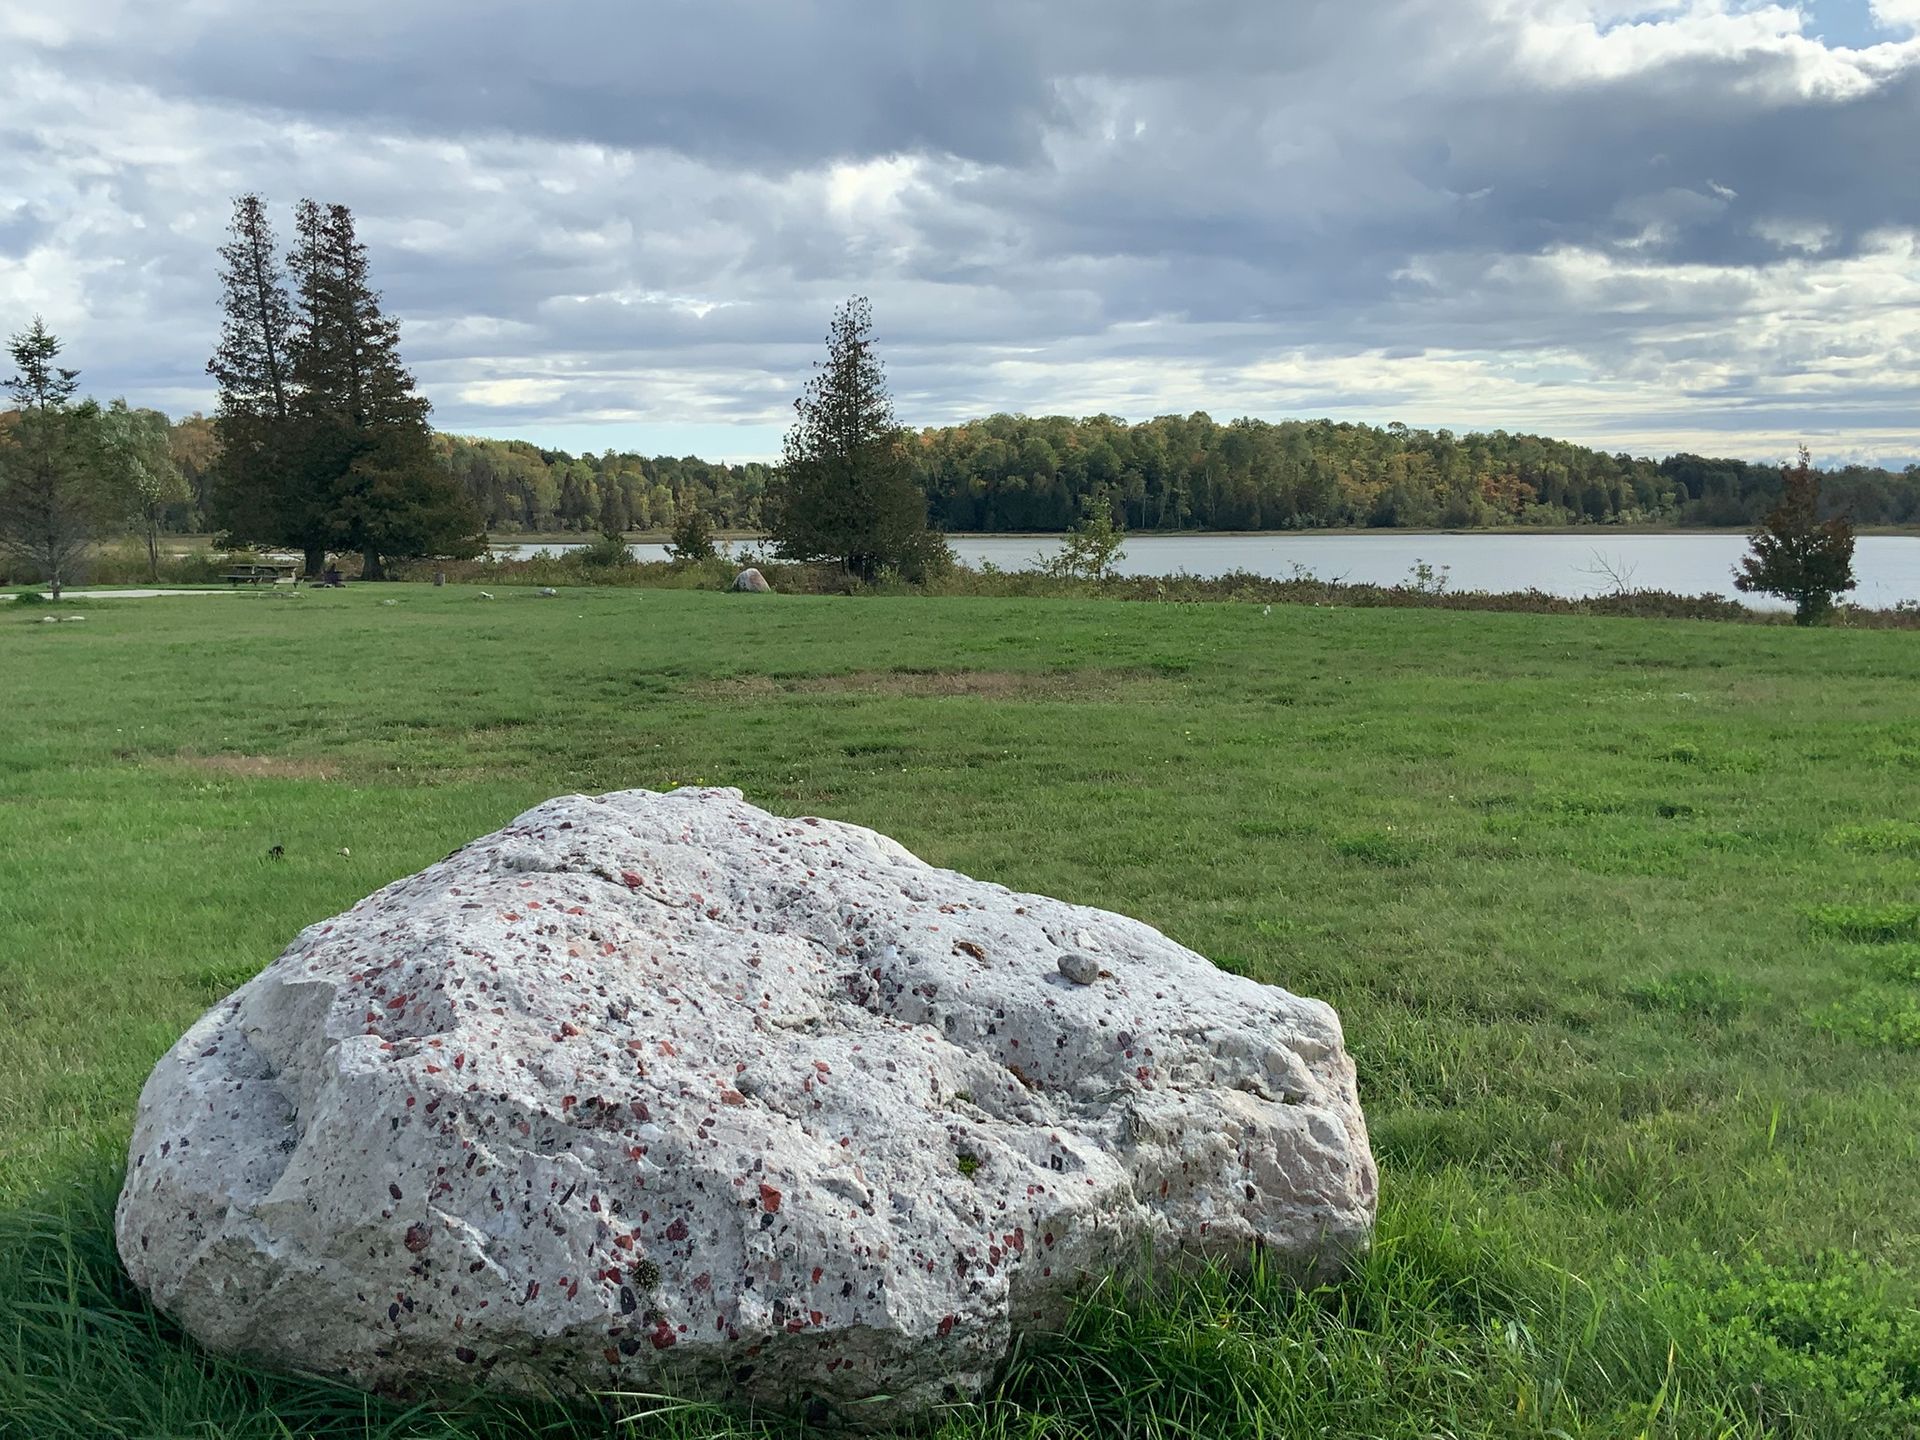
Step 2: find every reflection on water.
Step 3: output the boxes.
[489,533,1920,610]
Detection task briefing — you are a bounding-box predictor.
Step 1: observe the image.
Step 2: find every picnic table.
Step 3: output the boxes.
[223,563,299,587]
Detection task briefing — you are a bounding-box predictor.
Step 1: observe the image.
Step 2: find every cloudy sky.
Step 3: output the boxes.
[2,1,1917,465]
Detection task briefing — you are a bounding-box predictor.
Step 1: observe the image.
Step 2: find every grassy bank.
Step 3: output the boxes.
[409,548,1920,628]
[4,587,1919,1437]
[11,535,1920,629]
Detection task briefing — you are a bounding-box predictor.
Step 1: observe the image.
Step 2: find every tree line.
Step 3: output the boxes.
[30,409,1917,543]
[6,190,1918,594]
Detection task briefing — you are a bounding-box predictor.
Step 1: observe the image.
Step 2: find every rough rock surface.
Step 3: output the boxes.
[117,788,1375,1419]
[731,567,771,593]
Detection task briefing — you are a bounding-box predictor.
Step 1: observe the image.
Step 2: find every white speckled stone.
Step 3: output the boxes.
[116,788,1375,1420]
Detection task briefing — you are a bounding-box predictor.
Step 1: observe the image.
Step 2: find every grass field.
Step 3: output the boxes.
[4,585,1919,1438]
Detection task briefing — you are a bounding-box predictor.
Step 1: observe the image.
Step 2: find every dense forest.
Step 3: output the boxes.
[17,407,1920,536]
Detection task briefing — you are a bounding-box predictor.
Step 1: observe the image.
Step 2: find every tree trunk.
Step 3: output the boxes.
[304,545,326,581]
[146,523,160,582]
[362,549,386,581]
[49,568,62,602]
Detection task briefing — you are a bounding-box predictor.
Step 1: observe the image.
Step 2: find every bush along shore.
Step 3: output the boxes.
[8,533,1917,626]
[371,546,1920,627]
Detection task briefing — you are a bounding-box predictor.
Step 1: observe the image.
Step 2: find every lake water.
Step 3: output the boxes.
[491,533,1920,610]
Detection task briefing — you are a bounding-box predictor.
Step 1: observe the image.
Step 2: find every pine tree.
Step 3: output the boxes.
[1733,447,1856,625]
[765,296,939,582]
[0,318,101,598]
[286,202,480,578]
[207,195,320,572]
[208,196,480,579]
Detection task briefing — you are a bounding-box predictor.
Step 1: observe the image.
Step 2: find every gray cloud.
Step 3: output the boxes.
[0,0,1916,464]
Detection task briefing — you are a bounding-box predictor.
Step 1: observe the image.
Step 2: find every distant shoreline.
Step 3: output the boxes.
[147,525,1920,556]
[479,524,1920,545]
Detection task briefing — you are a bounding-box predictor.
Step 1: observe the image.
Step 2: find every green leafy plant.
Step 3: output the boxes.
[1043,491,1128,582]
[574,529,636,569]
[1830,821,1920,855]
[666,507,717,564]
[1806,903,1920,943]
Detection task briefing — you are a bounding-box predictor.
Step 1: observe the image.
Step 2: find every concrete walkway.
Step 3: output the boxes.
[4,588,245,600]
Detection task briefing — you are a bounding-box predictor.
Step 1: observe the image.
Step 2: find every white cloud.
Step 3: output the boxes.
[1872,0,1920,35]
[0,0,1914,463]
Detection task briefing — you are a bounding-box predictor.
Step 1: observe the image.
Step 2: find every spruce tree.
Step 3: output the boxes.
[207,195,319,572]
[0,318,101,598]
[1733,447,1856,624]
[286,202,480,578]
[766,296,937,583]
[209,196,480,579]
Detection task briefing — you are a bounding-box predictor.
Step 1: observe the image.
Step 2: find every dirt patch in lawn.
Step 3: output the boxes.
[692,668,1165,701]
[163,751,342,780]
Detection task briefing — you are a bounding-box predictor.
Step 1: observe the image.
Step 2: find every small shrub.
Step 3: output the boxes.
[1830,821,1920,855]
[1806,903,1920,943]
[895,527,955,586]
[1664,1250,1920,1428]
[575,530,636,569]
[666,508,717,563]
[1868,945,1920,984]
[1812,995,1920,1049]
[1043,493,1127,582]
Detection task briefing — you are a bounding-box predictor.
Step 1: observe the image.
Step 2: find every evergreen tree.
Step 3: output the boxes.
[207,195,316,571]
[209,196,479,578]
[1734,447,1857,625]
[286,202,480,578]
[0,318,101,598]
[765,296,937,582]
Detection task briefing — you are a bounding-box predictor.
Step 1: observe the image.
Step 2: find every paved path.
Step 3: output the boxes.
[4,588,243,600]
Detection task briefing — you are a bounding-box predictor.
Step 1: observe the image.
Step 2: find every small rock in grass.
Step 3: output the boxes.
[732,567,772,593]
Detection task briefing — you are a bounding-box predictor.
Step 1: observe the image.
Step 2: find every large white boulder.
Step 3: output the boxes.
[117,789,1375,1420]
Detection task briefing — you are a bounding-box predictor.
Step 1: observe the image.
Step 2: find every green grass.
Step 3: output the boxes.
[4,585,1920,1438]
